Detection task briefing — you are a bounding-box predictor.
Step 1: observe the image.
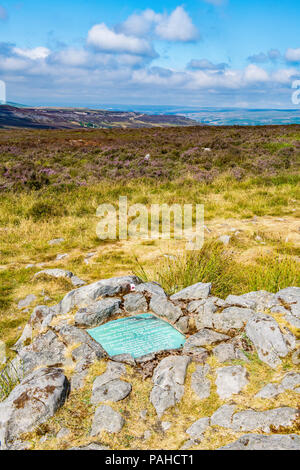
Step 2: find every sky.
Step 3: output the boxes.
[0,0,300,107]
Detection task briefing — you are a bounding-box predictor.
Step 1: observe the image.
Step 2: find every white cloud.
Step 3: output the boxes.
[155,7,199,42]
[120,9,162,37]
[285,48,300,62]
[244,64,269,83]
[13,46,50,60]
[87,23,155,56]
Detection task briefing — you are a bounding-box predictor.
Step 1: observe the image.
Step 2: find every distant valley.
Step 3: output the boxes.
[0,105,198,129]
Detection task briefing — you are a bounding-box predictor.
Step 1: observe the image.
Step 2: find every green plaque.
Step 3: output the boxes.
[87,313,186,359]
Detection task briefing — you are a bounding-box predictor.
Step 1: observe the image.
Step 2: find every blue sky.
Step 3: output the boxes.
[0,0,300,107]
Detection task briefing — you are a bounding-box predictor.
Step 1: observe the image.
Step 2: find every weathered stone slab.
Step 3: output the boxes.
[215,366,249,399]
[149,295,182,323]
[87,314,186,359]
[90,405,124,435]
[245,314,291,368]
[54,276,141,315]
[186,417,210,439]
[219,434,300,450]
[170,282,211,301]
[150,355,190,417]
[123,293,148,313]
[0,368,69,448]
[74,298,121,327]
[91,362,131,403]
[191,364,211,399]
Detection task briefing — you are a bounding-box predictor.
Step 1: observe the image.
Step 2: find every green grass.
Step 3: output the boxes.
[135,242,300,298]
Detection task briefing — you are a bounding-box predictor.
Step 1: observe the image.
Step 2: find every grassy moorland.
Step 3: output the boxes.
[0,125,299,355]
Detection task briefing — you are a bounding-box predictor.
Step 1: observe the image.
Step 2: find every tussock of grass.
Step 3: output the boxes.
[135,242,300,298]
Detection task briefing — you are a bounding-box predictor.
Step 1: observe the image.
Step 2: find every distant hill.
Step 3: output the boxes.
[0,104,199,129]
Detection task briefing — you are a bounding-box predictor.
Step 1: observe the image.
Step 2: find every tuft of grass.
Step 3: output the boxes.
[244,252,300,293]
[134,241,237,298]
[0,360,22,401]
[135,242,300,298]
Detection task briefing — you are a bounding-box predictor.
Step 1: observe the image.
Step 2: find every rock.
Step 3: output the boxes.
[123,293,148,313]
[34,269,85,287]
[149,295,182,323]
[0,368,69,448]
[140,410,148,420]
[92,379,132,403]
[186,417,210,439]
[29,305,55,330]
[13,323,32,352]
[245,314,292,368]
[231,407,298,432]
[56,253,69,261]
[135,282,167,298]
[276,287,300,318]
[285,314,300,329]
[170,282,211,301]
[213,342,244,363]
[54,276,141,315]
[292,348,300,365]
[219,434,300,450]
[211,404,236,428]
[175,316,189,334]
[191,364,211,399]
[180,439,196,450]
[48,238,64,245]
[90,405,124,435]
[56,427,70,439]
[84,252,97,264]
[184,329,230,350]
[271,305,290,315]
[91,362,131,404]
[70,276,86,287]
[255,383,283,399]
[74,298,121,327]
[281,372,300,391]
[143,430,152,440]
[69,443,109,450]
[213,307,254,334]
[218,235,231,246]
[18,330,67,375]
[161,421,171,432]
[224,294,257,310]
[17,294,36,309]
[150,355,190,417]
[215,366,249,399]
[111,354,136,366]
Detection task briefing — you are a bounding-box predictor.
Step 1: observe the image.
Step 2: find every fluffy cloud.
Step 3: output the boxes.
[155,7,199,42]
[87,23,156,57]
[285,48,300,63]
[119,7,198,42]
[119,9,162,37]
[13,47,50,60]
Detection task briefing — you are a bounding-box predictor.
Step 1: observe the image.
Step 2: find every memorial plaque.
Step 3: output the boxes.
[87,313,186,359]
